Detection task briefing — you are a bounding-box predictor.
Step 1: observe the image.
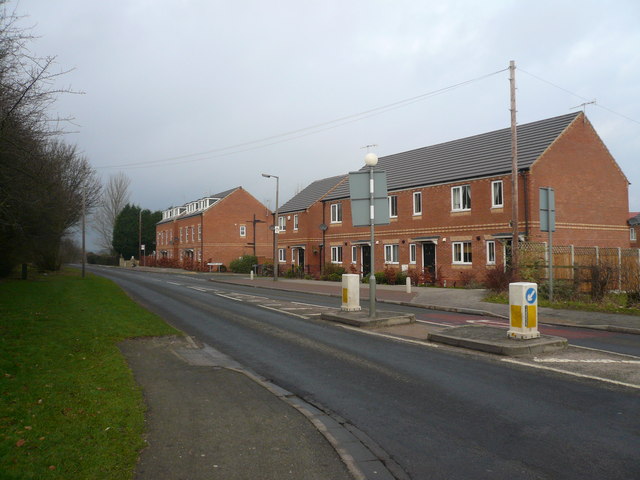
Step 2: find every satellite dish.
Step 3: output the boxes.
[319,223,328,231]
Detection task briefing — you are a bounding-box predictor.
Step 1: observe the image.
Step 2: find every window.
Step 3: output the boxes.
[179,227,183,242]
[453,241,472,264]
[331,246,343,263]
[389,195,398,218]
[413,192,422,215]
[198,224,202,241]
[278,215,286,232]
[191,226,195,241]
[631,228,637,241]
[384,244,399,264]
[492,181,503,208]
[410,243,417,264]
[352,246,357,264]
[239,225,246,237]
[452,185,471,211]
[486,240,496,264]
[278,248,286,262]
[330,203,342,223]
[293,214,299,231]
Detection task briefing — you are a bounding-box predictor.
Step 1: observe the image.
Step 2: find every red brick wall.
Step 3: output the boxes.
[155,188,272,269]
[528,115,629,247]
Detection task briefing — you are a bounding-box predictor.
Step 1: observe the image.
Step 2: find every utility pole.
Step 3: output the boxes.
[82,188,86,278]
[510,60,519,272]
[138,209,142,266]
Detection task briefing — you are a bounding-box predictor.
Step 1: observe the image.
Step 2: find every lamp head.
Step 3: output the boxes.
[364,152,378,167]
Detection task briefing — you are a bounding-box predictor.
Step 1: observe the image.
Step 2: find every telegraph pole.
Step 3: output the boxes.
[510,60,519,272]
[82,188,86,278]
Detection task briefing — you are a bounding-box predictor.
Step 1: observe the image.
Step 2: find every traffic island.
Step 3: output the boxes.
[428,325,568,356]
[321,310,415,328]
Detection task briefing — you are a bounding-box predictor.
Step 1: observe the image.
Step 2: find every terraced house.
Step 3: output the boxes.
[155,187,272,269]
[276,112,630,284]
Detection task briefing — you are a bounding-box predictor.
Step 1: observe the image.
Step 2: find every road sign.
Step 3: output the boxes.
[349,170,390,227]
[539,187,555,232]
[525,287,537,304]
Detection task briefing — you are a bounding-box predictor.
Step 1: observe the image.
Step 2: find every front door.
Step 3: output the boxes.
[423,243,436,282]
[297,248,305,272]
[361,245,371,276]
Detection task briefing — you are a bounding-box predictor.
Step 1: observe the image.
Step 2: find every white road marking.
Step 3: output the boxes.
[187,286,210,292]
[259,304,309,319]
[533,358,640,364]
[215,293,243,301]
[501,358,640,390]
[167,281,182,285]
[337,325,439,348]
[571,344,640,359]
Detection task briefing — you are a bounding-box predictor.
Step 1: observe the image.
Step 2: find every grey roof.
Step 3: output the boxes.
[325,112,581,200]
[156,187,241,224]
[629,213,640,226]
[279,174,346,213]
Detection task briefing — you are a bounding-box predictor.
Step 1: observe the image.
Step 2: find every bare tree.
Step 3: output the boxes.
[93,172,131,253]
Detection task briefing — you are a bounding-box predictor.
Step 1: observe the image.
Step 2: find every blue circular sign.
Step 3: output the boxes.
[525,287,537,304]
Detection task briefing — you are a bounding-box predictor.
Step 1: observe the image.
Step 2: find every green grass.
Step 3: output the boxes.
[0,270,179,479]
[484,291,640,315]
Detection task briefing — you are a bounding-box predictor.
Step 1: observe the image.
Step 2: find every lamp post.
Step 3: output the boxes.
[364,152,378,317]
[262,173,279,281]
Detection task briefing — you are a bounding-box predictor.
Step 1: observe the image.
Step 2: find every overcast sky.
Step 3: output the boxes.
[11,0,640,248]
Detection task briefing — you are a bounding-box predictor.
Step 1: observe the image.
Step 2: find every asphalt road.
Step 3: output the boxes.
[90,266,640,480]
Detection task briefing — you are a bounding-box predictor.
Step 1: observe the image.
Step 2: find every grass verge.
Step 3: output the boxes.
[484,291,640,315]
[0,270,179,479]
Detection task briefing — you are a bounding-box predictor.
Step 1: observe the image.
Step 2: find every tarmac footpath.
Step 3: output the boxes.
[119,335,396,480]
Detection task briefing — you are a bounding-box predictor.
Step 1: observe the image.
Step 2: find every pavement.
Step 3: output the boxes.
[117,267,640,479]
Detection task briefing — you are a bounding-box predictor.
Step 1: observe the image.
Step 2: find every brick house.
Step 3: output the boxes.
[276,175,347,277]
[155,187,272,269]
[278,112,630,284]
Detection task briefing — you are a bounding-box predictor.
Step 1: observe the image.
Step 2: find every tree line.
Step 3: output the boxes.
[0,3,168,276]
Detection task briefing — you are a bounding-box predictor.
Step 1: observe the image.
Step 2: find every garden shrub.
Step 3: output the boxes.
[230,255,258,273]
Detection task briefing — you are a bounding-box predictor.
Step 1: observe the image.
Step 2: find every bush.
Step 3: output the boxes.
[321,263,345,281]
[484,265,516,293]
[230,255,258,274]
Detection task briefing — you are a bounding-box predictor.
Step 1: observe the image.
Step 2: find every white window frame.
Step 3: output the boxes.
[388,195,398,218]
[330,203,342,223]
[452,185,471,211]
[179,227,183,242]
[331,246,343,264]
[278,248,286,263]
[185,227,190,242]
[292,248,296,263]
[384,244,399,264]
[351,246,357,264]
[409,243,417,264]
[491,180,503,208]
[293,214,299,231]
[486,240,496,265]
[239,225,246,237]
[278,215,286,232]
[413,191,422,215]
[198,224,202,241]
[453,241,472,264]
[631,228,637,241]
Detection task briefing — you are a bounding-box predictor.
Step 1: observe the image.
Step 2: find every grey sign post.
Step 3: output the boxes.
[349,154,389,317]
[539,187,556,302]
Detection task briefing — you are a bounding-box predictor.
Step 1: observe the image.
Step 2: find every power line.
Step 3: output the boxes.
[519,68,640,125]
[99,68,508,170]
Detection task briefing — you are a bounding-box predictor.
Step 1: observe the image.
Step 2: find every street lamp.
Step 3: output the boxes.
[262,173,279,281]
[364,152,378,317]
